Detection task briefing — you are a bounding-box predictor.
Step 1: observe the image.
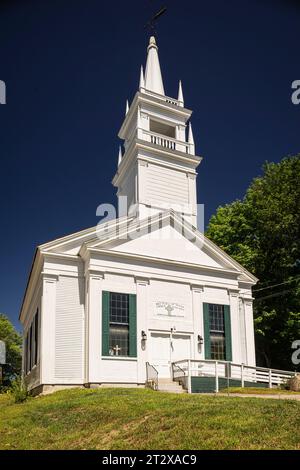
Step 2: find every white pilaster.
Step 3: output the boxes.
[239,298,247,364]
[187,173,197,226]
[137,159,148,212]
[40,273,58,384]
[135,277,149,384]
[228,289,241,363]
[244,299,256,366]
[87,270,104,384]
[191,285,204,360]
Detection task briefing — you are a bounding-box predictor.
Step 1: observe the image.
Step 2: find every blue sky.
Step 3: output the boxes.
[0,0,299,329]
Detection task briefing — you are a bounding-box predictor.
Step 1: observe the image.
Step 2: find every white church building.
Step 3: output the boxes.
[20,36,260,394]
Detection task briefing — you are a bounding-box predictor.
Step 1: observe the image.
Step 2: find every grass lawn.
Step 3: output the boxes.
[0,387,300,450]
[221,387,300,395]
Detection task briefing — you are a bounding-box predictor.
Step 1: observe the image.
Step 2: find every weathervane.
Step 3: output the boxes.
[145,6,167,35]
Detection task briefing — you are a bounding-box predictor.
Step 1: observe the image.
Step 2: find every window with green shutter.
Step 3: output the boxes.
[203,303,232,361]
[102,291,137,357]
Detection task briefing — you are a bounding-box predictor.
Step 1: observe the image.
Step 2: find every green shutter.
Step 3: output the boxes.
[224,305,232,361]
[102,291,110,356]
[203,303,211,359]
[129,294,137,357]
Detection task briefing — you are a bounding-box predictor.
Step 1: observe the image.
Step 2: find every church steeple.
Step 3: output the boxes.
[144,36,165,95]
[114,36,202,226]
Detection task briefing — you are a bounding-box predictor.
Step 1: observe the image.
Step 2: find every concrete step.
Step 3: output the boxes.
[157,379,187,394]
[158,387,182,392]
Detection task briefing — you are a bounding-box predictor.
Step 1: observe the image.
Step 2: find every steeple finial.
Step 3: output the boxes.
[144,36,165,95]
[139,65,145,90]
[125,100,129,115]
[118,146,122,166]
[178,80,184,105]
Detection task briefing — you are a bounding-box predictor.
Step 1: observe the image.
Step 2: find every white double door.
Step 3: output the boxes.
[150,332,191,378]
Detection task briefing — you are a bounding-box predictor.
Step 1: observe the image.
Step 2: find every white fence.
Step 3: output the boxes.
[172,359,295,393]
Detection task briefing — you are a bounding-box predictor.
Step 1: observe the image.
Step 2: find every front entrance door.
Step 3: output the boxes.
[171,334,191,364]
[150,332,191,378]
[150,333,171,378]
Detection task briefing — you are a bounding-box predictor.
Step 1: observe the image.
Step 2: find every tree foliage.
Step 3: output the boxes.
[0,314,22,389]
[206,155,300,369]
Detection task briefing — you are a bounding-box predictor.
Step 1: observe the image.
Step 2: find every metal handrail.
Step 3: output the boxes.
[146,362,158,391]
[172,362,186,380]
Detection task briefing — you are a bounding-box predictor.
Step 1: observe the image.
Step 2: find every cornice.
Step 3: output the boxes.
[118,91,192,139]
[134,276,150,286]
[113,139,202,187]
[190,284,204,293]
[42,252,79,261]
[87,247,241,277]
[41,272,59,282]
[227,288,240,297]
[86,268,105,281]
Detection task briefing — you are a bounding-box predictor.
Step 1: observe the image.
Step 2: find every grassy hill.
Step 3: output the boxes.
[0,387,299,450]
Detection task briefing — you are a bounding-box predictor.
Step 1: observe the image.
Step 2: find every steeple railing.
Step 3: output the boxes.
[140,129,193,155]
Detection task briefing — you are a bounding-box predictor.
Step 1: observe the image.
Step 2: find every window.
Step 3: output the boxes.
[34,309,39,366]
[102,291,137,358]
[24,308,39,375]
[27,325,32,372]
[109,293,129,356]
[24,334,28,374]
[209,304,226,360]
[149,119,176,138]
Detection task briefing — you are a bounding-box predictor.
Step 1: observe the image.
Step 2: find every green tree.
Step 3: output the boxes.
[206,155,300,370]
[0,314,22,389]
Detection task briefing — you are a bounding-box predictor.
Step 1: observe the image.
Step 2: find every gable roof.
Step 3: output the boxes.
[20,210,257,322]
[39,210,258,283]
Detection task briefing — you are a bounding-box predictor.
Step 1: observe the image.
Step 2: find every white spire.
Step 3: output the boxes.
[125,99,129,115]
[139,65,145,90]
[144,36,165,95]
[188,122,194,145]
[118,146,122,166]
[178,80,184,105]
[188,122,195,155]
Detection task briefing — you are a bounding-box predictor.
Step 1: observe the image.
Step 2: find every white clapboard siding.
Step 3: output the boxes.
[145,164,189,205]
[55,276,84,382]
[121,169,135,208]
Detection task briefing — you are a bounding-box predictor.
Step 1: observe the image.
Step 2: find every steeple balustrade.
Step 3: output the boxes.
[140,128,191,154]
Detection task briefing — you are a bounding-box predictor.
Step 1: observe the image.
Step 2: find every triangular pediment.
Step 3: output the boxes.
[94,224,226,270]
[38,211,257,283]
[85,211,257,282]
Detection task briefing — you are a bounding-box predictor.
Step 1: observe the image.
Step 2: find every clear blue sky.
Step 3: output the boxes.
[0,0,299,329]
